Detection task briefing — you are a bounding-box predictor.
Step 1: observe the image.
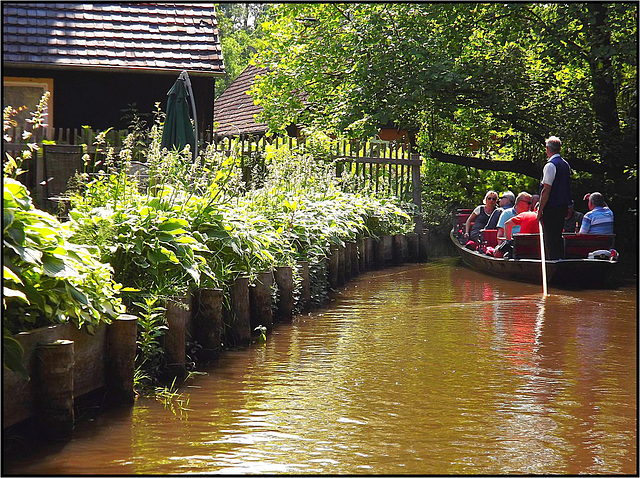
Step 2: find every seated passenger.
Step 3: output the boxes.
[486,190,515,230]
[496,192,532,240]
[504,206,540,240]
[563,200,584,233]
[579,191,614,234]
[530,194,540,212]
[464,190,498,242]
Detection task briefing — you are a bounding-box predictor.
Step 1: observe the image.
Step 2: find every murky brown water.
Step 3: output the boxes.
[4,259,637,475]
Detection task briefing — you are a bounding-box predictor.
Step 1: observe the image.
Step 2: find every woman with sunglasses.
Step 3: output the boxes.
[464,191,499,243]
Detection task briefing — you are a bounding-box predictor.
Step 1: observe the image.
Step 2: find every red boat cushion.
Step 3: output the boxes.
[564,234,615,259]
[513,233,540,259]
[456,213,471,226]
[480,229,499,247]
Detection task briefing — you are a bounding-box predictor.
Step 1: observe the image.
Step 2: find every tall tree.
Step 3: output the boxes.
[252,3,637,185]
[214,3,270,97]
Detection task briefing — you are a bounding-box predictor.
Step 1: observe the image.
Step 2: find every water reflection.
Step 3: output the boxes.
[4,260,636,475]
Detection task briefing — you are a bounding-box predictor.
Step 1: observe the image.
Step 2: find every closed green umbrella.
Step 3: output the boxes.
[161,71,198,158]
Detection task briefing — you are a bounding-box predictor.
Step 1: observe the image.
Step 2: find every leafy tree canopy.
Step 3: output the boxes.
[214,3,271,97]
[252,3,637,187]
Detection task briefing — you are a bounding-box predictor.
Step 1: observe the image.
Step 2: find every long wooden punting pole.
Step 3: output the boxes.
[539,222,549,297]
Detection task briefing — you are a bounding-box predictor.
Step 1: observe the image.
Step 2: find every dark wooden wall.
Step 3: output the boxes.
[5,67,215,133]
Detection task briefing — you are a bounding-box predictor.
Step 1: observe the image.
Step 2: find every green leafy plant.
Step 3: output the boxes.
[132,295,167,390]
[155,377,191,419]
[3,178,125,379]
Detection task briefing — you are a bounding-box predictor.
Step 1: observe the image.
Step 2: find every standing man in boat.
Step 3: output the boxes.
[536,136,571,260]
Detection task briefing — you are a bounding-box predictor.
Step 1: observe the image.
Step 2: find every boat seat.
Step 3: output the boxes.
[513,233,540,259]
[455,213,472,235]
[480,229,499,248]
[456,213,471,226]
[564,234,615,259]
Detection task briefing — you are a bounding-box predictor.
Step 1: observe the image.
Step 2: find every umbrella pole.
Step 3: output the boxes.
[180,71,198,159]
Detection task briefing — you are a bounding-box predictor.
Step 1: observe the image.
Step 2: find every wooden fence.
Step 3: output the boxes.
[4,126,422,232]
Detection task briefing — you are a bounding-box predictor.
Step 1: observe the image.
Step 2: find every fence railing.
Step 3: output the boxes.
[4,127,422,231]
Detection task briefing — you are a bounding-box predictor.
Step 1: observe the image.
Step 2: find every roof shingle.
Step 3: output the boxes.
[2,2,224,75]
[214,64,267,136]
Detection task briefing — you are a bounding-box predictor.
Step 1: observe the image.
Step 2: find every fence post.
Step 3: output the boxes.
[106,314,138,405]
[274,266,293,323]
[297,261,311,312]
[36,339,75,440]
[328,245,339,288]
[193,288,224,360]
[411,153,423,236]
[165,296,189,378]
[250,271,274,330]
[349,241,359,276]
[226,276,251,347]
[358,238,366,272]
[337,245,346,285]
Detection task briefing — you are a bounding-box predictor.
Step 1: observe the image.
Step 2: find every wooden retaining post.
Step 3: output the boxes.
[358,238,366,272]
[350,241,360,276]
[297,261,311,312]
[226,276,251,347]
[382,234,394,266]
[373,237,385,269]
[106,314,138,405]
[165,296,189,378]
[419,231,429,262]
[337,245,346,285]
[250,271,274,330]
[328,245,339,288]
[344,242,352,280]
[274,265,293,323]
[365,237,375,270]
[393,234,408,265]
[401,234,411,263]
[36,339,75,439]
[193,288,224,360]
[407,232,419,262]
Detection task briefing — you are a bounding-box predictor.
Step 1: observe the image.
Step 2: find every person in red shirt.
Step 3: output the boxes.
[505,210,539,239]
[493,194,536,258]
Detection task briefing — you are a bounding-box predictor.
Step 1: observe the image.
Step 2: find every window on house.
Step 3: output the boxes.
[3,77,53,128]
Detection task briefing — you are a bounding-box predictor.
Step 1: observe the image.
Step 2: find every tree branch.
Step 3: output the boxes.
[432,151,542,178]
[432,150,608,178]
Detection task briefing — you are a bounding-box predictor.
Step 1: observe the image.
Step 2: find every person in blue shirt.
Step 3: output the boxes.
[496,192,532,241]
[580,192,614,234]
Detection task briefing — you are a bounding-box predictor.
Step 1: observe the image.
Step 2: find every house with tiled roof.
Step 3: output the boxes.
[213,64,412,143]
[213,63,268,137]
[2,3,224,132]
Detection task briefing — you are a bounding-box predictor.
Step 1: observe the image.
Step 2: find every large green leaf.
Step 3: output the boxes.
[3,286,29,304]
[3,335,29,381]
[65,283,89,306]
[42,254,76,278]
[158,218,189,232]
[3,208,14,230]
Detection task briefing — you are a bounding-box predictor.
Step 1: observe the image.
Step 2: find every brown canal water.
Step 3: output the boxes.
[4,259,637,475]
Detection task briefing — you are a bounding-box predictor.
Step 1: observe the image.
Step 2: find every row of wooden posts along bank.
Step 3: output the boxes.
[3,232,428,441]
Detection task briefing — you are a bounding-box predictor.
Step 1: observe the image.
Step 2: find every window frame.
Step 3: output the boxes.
[3,76,54,128]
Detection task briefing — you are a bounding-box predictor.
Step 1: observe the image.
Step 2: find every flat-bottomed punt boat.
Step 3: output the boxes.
[451,211,618,288]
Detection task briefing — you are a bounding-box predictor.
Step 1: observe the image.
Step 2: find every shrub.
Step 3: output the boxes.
[3,178,125,379]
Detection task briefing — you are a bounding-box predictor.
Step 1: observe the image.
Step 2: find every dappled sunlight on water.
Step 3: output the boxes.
[4,259,637,475]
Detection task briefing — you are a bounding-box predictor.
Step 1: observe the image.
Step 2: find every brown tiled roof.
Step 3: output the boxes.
[213,64,267,135]
[2,3,224,75]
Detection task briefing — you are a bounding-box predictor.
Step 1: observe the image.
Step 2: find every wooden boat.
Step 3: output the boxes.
[450,213,618,288]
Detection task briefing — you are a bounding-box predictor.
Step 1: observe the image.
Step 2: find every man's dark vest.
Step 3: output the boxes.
[540,155,571,208]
